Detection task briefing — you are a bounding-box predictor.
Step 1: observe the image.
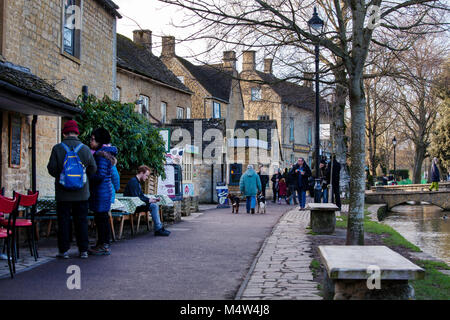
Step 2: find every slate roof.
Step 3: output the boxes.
[117,34,191,94]
[95,0,122,18]
[176,56,233,103]
[255,71,327,112]
[0,61,80,112]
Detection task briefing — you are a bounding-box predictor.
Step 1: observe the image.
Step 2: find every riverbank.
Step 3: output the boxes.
[308,204,450,300]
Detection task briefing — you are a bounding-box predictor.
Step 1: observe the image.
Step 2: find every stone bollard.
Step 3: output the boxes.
[181,197,191,217]
[190,196,199,212]
[161,204,181,223]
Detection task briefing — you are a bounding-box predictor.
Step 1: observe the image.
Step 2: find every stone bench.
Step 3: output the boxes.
[305,203,338,234]
[318,246,425,300]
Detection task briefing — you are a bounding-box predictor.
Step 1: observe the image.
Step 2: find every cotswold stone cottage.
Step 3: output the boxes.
[160,36,244,131]
[116,31,192,125]
[240,51,329,169]
[0,0,121,195]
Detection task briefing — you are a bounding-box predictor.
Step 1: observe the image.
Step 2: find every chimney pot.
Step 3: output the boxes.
[242,51,256,72]
[133,29,152,53]
[223,51,237,70]
[264,58,273,74]
[161,36,176,59]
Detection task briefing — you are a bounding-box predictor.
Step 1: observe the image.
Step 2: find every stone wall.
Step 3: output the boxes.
[117,69,192,124]
[0,111,31,195]
[1,0,116,195]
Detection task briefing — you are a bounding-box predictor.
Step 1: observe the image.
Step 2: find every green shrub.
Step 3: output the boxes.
[75,95,166,176]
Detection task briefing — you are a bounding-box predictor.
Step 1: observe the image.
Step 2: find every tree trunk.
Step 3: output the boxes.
[413,142,426,184]
[346,76,366,245]
[332,68,350,197]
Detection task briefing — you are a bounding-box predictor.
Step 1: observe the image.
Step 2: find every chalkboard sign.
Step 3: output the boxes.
[9,115,22,168]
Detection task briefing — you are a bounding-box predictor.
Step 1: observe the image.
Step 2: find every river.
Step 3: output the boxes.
[383,204,450,265]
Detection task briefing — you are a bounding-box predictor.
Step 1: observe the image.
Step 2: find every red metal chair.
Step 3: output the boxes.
[0,193,21,278]
[0,191,40,261]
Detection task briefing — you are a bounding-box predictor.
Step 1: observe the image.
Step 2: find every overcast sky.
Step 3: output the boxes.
[114,0,209,60]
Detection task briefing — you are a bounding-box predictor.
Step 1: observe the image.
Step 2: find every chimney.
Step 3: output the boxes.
[304,72,314,87]
[223,51,237,71]
[161,36,176,59]
[264,58,273,74]
[133,29,152,53]
[242,51,256,71]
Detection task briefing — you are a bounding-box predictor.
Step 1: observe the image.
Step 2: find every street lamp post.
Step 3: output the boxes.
[308,7,324,203]
[392,136,397,183]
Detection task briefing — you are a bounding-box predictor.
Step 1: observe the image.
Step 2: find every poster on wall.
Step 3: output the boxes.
[157,165,175,197]
[183,183,194,197]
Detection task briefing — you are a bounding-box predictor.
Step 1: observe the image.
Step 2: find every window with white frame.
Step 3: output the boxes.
[161,102,167,124]
[182,152,193,182]
[251,87,261,101]
[62,0,82,58]
[176,107,184,119]
[115,87,121,102]
[186,107,191,119]
[213,101,221,119]
[138,95,149,114]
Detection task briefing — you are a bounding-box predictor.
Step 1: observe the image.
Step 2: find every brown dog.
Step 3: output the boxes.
[228,194,240,214]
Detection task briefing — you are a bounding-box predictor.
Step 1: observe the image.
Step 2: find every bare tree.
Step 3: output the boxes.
[158,0,449,244]
[390,36,447,183]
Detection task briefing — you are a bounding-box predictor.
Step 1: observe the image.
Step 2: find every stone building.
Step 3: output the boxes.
[0,0,121,195]
[240,51,329,170]
[116,31,192,125]
[160,36,244,130]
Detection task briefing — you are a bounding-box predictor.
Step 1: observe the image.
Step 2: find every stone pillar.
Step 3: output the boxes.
[181,197,191,216]
[223,51,237,71]
[190,196,199,212]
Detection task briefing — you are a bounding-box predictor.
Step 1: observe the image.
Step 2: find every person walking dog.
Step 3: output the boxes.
[240,165,262,214]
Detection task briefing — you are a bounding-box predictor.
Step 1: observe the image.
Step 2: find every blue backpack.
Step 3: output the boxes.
[59,143,87,190]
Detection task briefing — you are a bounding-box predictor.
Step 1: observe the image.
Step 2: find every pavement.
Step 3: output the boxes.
[0,201,291,299]
[237,208,322,300]
[0,200,329,300]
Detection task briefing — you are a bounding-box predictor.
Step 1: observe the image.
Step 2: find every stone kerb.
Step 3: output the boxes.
[318,245,425,300]
[305,203,338,234]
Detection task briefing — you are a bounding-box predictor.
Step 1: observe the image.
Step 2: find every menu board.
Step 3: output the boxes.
[9,116,22,168]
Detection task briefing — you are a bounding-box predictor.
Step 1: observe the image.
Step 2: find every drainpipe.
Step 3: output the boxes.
[31,115,37,192]
[82,85,88,104]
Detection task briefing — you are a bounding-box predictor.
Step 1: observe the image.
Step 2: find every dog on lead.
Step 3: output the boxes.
[228,194,240,214]
[257,193,266,214]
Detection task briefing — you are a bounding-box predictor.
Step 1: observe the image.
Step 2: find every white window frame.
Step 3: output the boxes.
[176,106,184,119]
[251,87,261,101]
[161,102,167,124]
[62,0,83,59]
[213,101,221,119]
[183,153,193,183]
[186,107,191,119]
[138,95,149,114]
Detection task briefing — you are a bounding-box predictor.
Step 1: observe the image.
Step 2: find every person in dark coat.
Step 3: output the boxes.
[429,157,440,191]
[287,164,298,205]
[326,155,341,210]
[88,128,118,256]
[293,158,312,209]
[47,120,97,259]
[271,168,282,202]
[319,158,329,203]
[124,165,170,236]
[258,165,269,198]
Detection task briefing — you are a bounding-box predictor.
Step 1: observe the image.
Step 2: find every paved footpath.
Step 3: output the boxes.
[237,208,322,300]
[0,203,289,300]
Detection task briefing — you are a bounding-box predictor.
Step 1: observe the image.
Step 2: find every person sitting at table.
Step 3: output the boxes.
[88,128,118,256]
[47,120,97,259]
[123,165,170,236]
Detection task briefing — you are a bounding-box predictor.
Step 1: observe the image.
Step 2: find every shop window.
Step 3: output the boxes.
[229,163,242,186]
